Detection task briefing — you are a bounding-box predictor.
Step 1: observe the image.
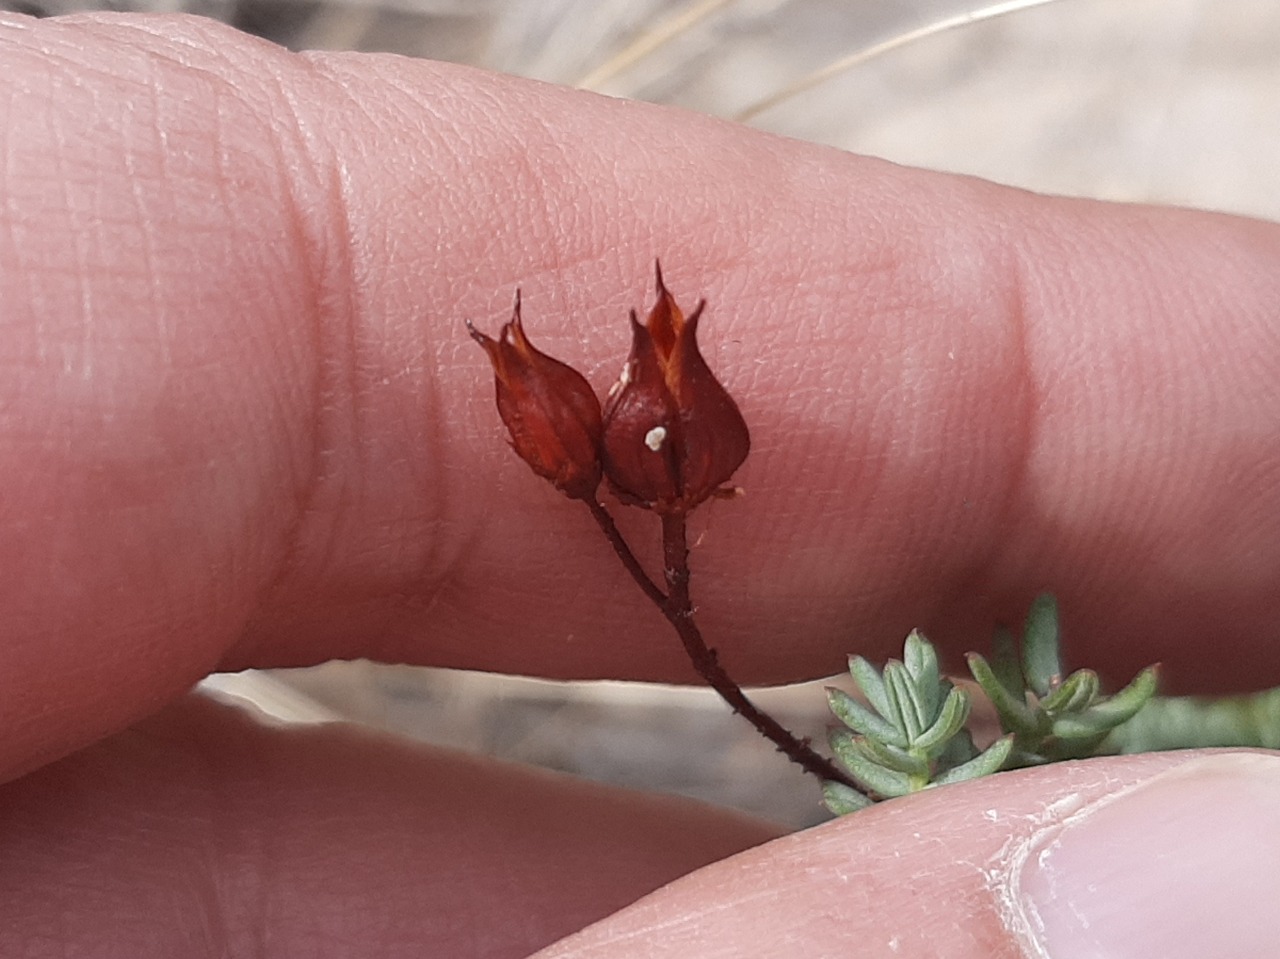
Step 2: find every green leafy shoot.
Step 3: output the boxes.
[824,631,1013,810]
[824,594,1159,816]
[967,595,1159,766]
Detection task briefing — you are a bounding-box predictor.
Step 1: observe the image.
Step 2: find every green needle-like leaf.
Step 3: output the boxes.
[823,780,873,816]
[934,735,1015,786]
[826,687,907,747]
[884,662,926,739]
[1039,669,1100,715]
[903,630,942,716]
[967,652,1040,736]
[1050,713,1130,739]
[848,655,893,719]
[1041,727,1111,758]
[1105,685,1280,752]
[1022,594,1062,697]
[1064,669,1101,713]
[853,734,930,778]
[903,629,934,678]
[913,685,972,754]
[1088,666,1160,723]
[937,726,980,768]
[989,626,1025,699]
[829,729,912,797]
[1054,667,1159,736]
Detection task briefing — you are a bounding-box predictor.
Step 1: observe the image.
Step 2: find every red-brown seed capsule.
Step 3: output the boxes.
[601,264,750,514]
[467,293,603,501]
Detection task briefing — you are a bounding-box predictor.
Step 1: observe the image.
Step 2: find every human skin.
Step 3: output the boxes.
[1,12,1278,958]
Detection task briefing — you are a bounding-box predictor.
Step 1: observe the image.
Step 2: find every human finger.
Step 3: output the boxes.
[2,14,1278,782]
[536,750,1280,959]
[0,693,780,959]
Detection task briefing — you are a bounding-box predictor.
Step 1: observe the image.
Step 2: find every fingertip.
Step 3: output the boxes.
[535,751,1276,958]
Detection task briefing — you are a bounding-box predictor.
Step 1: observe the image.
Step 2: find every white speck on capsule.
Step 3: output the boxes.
[644,426,667,451]
[607,361,632,400]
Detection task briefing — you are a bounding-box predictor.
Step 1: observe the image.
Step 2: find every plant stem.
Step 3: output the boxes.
[586,500,667,607]
[657,512,860,790]
[585,498,860,791]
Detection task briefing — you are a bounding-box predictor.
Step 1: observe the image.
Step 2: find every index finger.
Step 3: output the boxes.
[2,13,1278,780]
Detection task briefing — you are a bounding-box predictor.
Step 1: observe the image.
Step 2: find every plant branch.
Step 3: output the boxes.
[586,498,857,789]
[657,512,860,791]
[585,499,668,607]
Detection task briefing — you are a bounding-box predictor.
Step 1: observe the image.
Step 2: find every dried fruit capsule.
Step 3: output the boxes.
[601,264,750,514]
[467,293,603,501]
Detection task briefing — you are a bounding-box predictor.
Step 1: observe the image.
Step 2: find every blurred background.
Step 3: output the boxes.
[10,0,1278,827]
[10,0,1278,219]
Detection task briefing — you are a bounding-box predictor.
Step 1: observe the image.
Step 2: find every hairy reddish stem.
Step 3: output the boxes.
[586,500,667,608]
[586,498,860,792]
[658,512,858,790]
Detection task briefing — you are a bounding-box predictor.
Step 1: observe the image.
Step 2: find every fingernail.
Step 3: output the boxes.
[1008,753,1280,959]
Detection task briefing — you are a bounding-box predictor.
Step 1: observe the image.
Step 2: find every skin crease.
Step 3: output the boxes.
[0,10,1278,957]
